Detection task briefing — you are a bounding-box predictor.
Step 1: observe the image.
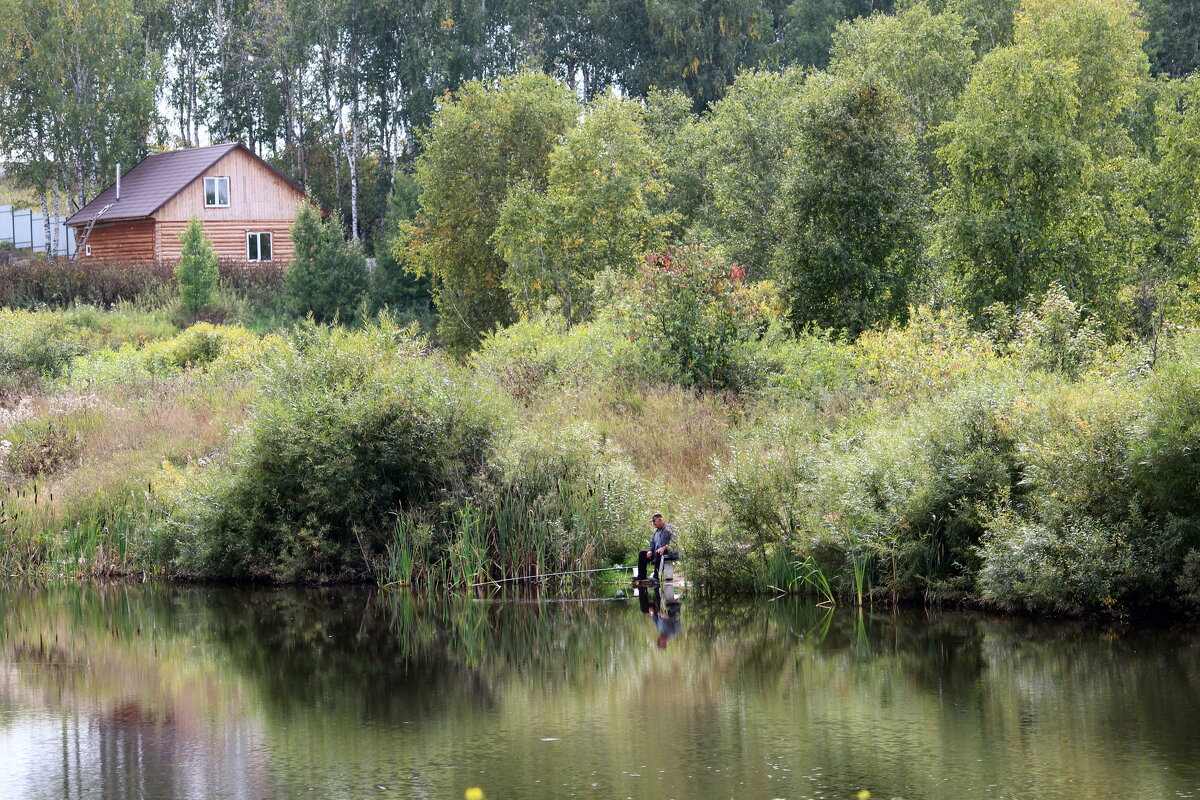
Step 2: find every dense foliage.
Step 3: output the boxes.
[7,0,1200,618]
[286,203,369,323]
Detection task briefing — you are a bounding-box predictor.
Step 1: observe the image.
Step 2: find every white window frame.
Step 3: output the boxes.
[246,231,272,262]
[84,243,92,257]
[204,176,230,208]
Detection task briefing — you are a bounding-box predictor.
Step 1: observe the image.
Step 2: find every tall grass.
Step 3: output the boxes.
[380,467,638,589]
[0,481,162,578]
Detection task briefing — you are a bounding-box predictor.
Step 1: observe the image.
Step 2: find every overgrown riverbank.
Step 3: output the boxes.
[3,276,1199,617]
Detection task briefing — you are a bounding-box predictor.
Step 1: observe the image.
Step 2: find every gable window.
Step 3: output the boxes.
[246,231,272,262]
[204,176,229,207]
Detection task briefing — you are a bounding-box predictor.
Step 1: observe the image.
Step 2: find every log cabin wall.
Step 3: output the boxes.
[83,220,156,261]
[156,219,296,262]
[154,146,305,262]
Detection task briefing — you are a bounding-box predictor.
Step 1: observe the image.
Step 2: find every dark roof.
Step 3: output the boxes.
[66,143,304,227]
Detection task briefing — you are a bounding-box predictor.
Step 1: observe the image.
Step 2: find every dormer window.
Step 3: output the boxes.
[204,176,229,207]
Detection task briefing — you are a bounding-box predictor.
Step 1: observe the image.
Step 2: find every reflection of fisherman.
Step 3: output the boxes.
[634,513,675,583]
[638,585,681,649]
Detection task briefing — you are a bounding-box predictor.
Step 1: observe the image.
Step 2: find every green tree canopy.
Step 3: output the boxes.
[693,68,806,278]
[1014,0,1150,142]
[1154,75,1200,281]
[371,172,429,314]
[493,94,671,324]
[774,72,924,334]
[934,0,1153,322]
[0,0,158,216]
[830,2,977,172]
[403,71,578,353]
[935,47,1087,314]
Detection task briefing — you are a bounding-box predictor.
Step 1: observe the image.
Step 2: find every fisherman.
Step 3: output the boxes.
[633,513,675,583]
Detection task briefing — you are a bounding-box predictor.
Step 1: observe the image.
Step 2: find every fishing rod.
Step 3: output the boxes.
[468,565,634,588]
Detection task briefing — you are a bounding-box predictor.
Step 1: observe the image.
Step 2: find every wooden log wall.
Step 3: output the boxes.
[156,219,295,262]
[82,220,156,261]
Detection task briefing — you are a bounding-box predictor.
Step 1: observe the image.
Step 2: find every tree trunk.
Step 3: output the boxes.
[41,191,52,256]
[340,100,360,241]
[51,177,62,256]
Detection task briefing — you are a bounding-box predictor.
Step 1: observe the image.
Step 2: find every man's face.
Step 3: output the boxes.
[653,516,664,529]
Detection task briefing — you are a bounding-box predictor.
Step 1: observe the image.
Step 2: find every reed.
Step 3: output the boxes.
[792,556,836,606]
[0,481,162,579]
[378,466,634,590]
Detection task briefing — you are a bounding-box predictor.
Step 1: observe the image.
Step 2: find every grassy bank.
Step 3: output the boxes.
[2,278,1200,616]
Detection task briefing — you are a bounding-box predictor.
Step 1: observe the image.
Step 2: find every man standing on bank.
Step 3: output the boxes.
[634,513,675,583]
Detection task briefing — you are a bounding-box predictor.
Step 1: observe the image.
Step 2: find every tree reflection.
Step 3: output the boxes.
[2,585,1200,800]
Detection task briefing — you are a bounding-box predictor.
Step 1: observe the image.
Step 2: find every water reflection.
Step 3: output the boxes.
[2,585,1199,799]
[636,585,682,648]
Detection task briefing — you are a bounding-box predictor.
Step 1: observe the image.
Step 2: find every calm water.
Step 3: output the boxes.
[2,584,1199,800]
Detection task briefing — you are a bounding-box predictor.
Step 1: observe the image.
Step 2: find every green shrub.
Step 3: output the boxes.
[977,516,1162,613]
[755,329,863,409]
[146,323,258,371]
[57,303,180,348]
[478,420,649,570]
[855,306,998,405]
[159,322,506,581]
[972,372,1186,612]
[1129,337,1200,532]
[0,259,175,308]
[65,322,263,388]
[0,309,85,389]
[472,313,666,399]
[1010,282,1104,378]
[606,244,783,390]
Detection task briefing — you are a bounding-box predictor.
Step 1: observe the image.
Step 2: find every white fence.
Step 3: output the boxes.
[0,205,77,257]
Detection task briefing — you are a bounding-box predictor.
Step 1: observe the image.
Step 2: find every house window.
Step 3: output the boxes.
[247,231,272,262]
[85,243,92,257]
[204,176,229,207]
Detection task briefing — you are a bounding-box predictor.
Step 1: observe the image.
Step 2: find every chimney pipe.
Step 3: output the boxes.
[116,164,121,202]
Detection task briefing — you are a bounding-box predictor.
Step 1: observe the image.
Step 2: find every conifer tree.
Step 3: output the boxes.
[287,203,369,323]
[175,217,219,313]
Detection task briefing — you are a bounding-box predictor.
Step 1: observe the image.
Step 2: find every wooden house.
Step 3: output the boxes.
[65,143,306,263]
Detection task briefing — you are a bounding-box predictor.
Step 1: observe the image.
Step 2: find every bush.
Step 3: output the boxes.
[0,309,85,389]
[977,515,1162,614]
[0,258,174,308]
[605,244,783,390]
[1010,283,1104,378]
[64,322,264,388]
[472,313,666,399]
[754,329,863,409]
[159,322,506,581]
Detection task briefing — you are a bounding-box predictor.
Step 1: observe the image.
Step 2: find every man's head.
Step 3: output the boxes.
[656,634,669,649]
[652,513,664,529]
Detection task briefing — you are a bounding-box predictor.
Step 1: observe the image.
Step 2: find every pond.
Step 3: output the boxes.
[1,584,1198,800]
